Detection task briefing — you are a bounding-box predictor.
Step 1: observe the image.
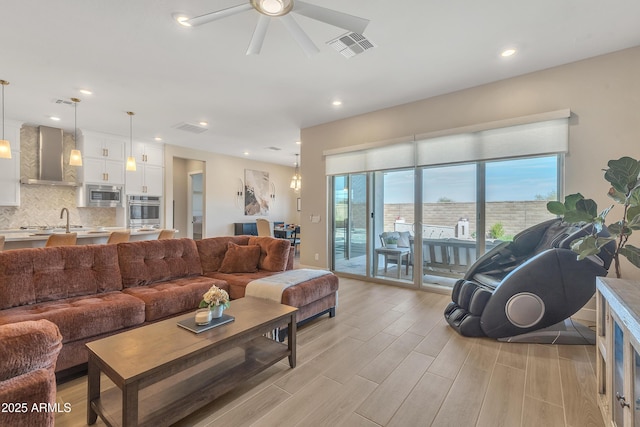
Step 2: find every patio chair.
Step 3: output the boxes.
[444,218,615,344]
[375,231,411,276]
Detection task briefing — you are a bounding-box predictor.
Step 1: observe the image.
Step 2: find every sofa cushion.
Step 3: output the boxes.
[196,236,252,273]
[0,245,122,310]
[0,292,145,343]
[118,238,203,287]
[248,236,291,272]
[123,276,229,322]
[219,242,261,273]
[204,271,285,300]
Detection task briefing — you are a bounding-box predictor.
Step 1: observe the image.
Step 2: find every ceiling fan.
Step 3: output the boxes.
[176,0,370,57]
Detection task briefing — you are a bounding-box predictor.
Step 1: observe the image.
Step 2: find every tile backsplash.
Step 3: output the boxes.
[0,125,118,229]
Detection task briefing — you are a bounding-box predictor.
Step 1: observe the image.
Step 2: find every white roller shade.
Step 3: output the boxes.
[416,118,568,167]
[325,140,414,175]
[324,110,569,175]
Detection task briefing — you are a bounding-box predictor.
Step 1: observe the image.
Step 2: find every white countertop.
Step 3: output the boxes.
[1,228,162,242]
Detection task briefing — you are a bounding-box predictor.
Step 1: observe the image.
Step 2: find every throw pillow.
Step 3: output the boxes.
[218,242,261,273]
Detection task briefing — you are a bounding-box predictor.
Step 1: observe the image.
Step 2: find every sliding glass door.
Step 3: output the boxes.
[332,174,368,276]
[329,155,561,290]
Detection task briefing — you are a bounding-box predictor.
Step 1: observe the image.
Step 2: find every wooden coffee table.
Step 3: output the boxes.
[86,297,297,427]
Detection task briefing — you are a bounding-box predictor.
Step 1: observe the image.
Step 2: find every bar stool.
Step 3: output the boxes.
[45,233,77,247]
[107,230,130,244]
[157,229,175,240]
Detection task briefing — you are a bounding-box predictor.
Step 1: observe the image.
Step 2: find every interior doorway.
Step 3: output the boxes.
[172,158,205,239]
[188,171,203,240]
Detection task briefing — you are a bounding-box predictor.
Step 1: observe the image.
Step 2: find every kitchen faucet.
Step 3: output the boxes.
[60,208,70,233]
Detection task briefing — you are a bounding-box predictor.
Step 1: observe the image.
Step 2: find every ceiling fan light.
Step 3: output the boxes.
[251,0,292,16]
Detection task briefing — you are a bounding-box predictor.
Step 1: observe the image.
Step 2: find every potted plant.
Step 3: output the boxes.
[385,235,399,249]
[546,156,640,278]
[195,285,230,324]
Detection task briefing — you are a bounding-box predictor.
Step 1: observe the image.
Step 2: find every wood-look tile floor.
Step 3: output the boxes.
[55,277,604,427]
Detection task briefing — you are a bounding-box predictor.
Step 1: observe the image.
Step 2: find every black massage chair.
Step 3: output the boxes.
[444,218,615,344]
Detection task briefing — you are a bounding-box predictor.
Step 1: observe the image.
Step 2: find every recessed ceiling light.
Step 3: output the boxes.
[332,100,343,107]
[79,89,93,95]
[501,48,517,57]
[295,140,301,145]
[154,137,163,142]
[199,121,208,126]
[174,14,192,27]
[243,151,250,156]
[50,116,61,121]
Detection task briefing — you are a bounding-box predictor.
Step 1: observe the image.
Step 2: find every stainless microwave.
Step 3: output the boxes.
[77,184,123,207]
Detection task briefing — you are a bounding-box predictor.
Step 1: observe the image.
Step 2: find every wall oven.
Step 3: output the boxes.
[127,195,161,229]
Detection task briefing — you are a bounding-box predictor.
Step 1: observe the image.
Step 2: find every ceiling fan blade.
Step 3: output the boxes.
[186,3,253,26]
[246,15,271,55]
[280,14,319,57]
[294,1,369,34]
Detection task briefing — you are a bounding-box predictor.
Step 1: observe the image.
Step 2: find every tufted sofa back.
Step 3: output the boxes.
[0,244,122,310]
[117,238,203,287]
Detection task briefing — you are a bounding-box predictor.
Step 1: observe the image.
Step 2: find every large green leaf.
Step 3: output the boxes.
[570,236,602,260]
[604,157,640,193]
[619,245,640,269]
[564,193,585,211]
[628,210,640,230]
[575,198,599,218]
[629,187,640,207]
[608,187,629,204]
[547,201,566,216]
[564,210,597,224]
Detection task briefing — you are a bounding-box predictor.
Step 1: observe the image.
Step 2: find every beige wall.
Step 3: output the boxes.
[164,144,300,238]
[301,46,640,280]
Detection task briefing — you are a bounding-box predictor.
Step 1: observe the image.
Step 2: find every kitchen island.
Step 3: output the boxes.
[1,228,163,250]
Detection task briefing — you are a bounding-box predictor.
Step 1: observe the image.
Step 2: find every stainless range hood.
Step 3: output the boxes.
[21,126,78,186]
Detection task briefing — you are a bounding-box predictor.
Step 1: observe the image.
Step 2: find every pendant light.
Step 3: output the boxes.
[125,111,136,171]
[0,80,12,159]
[68,97,83,166]
[290,153,301,190]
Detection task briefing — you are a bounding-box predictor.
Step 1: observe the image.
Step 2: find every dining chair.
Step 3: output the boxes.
[288,226,301,255]
[0,235,5,251]
[157,229,175,240]
[45,232,77,247]
[256,219,274,237]
[107,230,130,244]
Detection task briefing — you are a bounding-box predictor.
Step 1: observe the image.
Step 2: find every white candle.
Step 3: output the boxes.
[195,309,211,325]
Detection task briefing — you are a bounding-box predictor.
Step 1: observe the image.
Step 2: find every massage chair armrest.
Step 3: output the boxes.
[480,248,607,338]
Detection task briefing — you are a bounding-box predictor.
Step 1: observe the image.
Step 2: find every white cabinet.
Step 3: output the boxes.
[125,140,163,196]
[596,277,640,427]
[0,121,21,206]
[77,130,125,185]
[83,158,125,185]
[132,141,163,166]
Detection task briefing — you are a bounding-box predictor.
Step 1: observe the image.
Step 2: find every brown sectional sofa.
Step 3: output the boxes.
[0,236,338,375]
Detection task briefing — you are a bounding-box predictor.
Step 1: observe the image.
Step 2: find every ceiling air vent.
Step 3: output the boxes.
[266,146,282,151]
[327,32,376,58]
[173,122,208,134]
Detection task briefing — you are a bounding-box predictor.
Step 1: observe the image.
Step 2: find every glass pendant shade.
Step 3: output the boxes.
[126,111,137,171]
[126,156,137,171]
[69,149,83,166]
[290,153,301,190]
[0,140,11,159]
[70,97,82,166]
[0,80,11,159]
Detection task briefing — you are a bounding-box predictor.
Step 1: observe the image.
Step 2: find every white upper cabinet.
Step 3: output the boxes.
[0,120,21,206]
[125,140,164,196]
[77,130,125,185]
[132,141,164,166]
